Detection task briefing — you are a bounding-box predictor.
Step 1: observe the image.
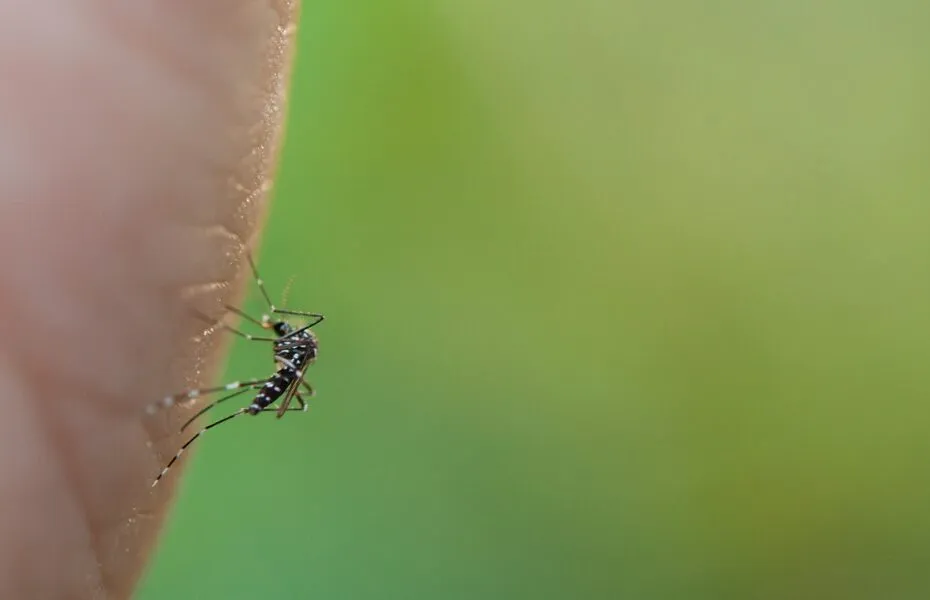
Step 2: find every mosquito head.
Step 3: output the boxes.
[272,321,293,337]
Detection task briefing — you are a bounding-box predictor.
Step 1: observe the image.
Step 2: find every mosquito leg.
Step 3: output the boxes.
[245,251,277,311]
[223,304,267,329]
[189,308,278,343]
[300,380,315,398]
[271,309,324,328]
[180,385,266,432]
[145,378,270,415]
[273,393,308,413]
[152,409,247,487]
[261,405,305,415]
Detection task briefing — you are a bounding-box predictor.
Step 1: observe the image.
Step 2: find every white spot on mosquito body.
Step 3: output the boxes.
[162,396,173,407]
[225,382,240,390]
[187,390,200,399]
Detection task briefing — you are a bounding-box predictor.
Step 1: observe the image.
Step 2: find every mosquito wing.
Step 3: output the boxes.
[276,375,302,418]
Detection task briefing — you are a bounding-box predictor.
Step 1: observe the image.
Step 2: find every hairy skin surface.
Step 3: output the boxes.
[0,1,299,597]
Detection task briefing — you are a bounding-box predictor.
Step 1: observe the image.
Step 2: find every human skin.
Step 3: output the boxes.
[0,1,298,597]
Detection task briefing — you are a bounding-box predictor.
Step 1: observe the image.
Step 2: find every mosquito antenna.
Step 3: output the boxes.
[281,275,297,310]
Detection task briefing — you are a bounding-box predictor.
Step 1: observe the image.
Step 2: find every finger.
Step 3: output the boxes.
[0,0,299,598]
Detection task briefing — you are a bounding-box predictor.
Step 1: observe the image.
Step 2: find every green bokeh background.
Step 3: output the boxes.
[140,3,930,599]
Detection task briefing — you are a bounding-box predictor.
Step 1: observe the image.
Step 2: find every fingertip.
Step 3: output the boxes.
[0,0,302,596]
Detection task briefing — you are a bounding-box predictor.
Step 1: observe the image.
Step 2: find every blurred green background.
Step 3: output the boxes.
[139,2,930,599]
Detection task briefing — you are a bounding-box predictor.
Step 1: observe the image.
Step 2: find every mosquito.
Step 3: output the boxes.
[149,252,324,487]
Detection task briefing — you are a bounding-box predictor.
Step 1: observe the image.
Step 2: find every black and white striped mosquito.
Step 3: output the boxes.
[148,252,323,487]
